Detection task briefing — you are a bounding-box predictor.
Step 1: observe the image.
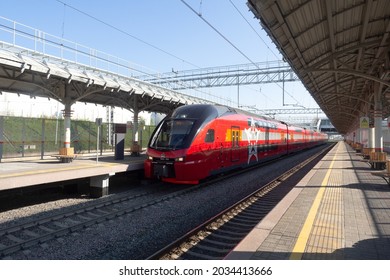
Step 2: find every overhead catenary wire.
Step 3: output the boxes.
[50,1,236,106]
[180,0,259,68]
[61,2,66,38]
[55,0,201,69]
[228,0,280,60]
[181,0,303,107]
[228,0,304,107]
[54,0,303,108]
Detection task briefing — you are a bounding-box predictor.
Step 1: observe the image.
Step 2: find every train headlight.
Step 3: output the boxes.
[148,156,153,160]
[175,157,184,162]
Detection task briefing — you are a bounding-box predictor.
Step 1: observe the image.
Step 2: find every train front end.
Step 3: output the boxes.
[144,105,220,184]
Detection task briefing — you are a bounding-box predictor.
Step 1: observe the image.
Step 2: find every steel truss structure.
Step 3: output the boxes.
[139,60,299,90]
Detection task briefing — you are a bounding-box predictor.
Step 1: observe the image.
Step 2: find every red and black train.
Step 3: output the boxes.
[144,104,327,184]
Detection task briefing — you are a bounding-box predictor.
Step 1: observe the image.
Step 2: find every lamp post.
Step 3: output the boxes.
[96,118,102,164]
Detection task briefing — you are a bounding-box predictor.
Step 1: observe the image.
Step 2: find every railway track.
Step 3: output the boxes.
[147,144,334,260]
[0,184,197,258]
[0,144,333,259]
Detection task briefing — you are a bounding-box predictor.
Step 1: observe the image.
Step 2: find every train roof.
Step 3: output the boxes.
[172,104,234,119]
[172,104,284,124]
[171,104,321,132]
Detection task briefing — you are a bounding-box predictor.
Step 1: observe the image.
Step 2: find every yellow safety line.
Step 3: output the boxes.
[289,144,339,260]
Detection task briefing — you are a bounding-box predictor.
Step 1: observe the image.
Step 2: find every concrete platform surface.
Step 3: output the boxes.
[0,153,145,191]
[226,141,390,260]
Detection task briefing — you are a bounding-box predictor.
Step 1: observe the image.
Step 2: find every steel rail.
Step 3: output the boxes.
[147,143,334,260]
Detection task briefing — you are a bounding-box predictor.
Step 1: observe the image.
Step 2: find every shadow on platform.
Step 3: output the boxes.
[229,237,390,260]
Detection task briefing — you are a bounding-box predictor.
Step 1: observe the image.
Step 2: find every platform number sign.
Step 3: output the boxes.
[96,118,102,126]
[360,117,369,129]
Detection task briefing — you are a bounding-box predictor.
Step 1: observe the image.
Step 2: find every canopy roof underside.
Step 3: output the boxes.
[248,0,390,134]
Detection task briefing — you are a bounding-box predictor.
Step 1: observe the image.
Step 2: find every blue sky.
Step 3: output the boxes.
[0,0,321,118]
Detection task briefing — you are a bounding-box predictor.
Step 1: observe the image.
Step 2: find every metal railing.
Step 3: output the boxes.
[0,115,155,161]
[0,16,156,78]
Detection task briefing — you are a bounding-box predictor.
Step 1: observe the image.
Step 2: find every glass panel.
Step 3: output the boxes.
[205,129,215,143]
[150,119,194,150]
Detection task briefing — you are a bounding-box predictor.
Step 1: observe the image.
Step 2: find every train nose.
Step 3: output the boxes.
[153,163,175,178]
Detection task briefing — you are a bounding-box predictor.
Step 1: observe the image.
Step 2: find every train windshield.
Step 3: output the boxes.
[150,119,195,150]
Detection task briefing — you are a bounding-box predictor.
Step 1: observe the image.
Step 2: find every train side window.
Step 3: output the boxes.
[235,131,240,147]
[205,129,215,143]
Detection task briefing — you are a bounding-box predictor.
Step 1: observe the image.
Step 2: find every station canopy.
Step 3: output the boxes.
[0,46,210,116]
[248,0,390,134]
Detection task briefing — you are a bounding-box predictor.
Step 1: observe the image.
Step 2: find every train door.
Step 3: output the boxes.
[231,126,240,162]
[286,124,289,154]
[265,127,270,153]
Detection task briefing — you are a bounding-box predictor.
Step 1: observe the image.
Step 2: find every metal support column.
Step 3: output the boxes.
[355,128,361,145]
[368,127,374,149]
[58,85,75,161]
[374,116,383,152]
[0,116,3,162]
[237,75,240,107]
[374,84,383,152]
[21,118,25,157]
[63,101,72,149]
[131,109,140,156]
[41,119,45,160]
[131,97,140,156]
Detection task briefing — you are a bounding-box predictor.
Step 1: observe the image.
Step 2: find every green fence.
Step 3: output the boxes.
[0,116,155,160]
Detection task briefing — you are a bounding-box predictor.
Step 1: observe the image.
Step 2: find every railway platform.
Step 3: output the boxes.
[226,141,390,260]
[0,153,145,197]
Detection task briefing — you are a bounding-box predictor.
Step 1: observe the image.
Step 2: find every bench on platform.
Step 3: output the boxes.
[51,147,76,163]
[50,154,76,163]
[371,171,390,185]
[369,160,387,170]
[362,148,375,159]
[371,158,390,184]
[368,152,387,170]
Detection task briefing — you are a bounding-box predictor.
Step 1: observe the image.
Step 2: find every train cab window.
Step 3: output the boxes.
[205,129,215,143]
[150,119,195,149]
